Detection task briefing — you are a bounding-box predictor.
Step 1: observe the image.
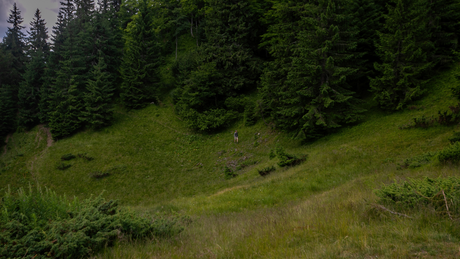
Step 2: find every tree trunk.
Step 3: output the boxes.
[191,13,194,37]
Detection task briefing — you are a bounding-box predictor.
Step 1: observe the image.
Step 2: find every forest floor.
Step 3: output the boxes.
[1,64,460,258]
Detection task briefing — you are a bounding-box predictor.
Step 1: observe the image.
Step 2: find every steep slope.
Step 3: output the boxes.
[1,64,460,258]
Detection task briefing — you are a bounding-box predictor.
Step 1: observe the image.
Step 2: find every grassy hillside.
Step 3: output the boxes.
[2,62,460,257]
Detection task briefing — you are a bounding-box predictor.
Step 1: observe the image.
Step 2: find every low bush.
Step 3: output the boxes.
[0,185,185,258]
[61,153,76,161]
[397,151,437,169]
[275,146,307,167]
[56,162,71,170]
[90,166,127,179]
[374,177,460,218]
[237,160,258,171]
[268,149,276,160]
[449,132,460,144]
[224,166,237,179]
[258,166,275,176]
[438,142,460,163]
[90,171,111,179]
[77,153,94,161]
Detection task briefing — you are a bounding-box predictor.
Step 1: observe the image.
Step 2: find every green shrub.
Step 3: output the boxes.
[258,166,275,176]
[438,142,460,163]
[90,165,127,179]
[61,153,76,161]
[269,149,276,160]
[224,166,237,179]
[0,185,185,258]
[244,101,257,126]
[56,162,71,170]
[77,153,94,161]
[236,160,258,171]
[374,177,460,217]
[397,151,437,169]
[275,145,307,167]
[90,171,111,179]
[449,132,460,144]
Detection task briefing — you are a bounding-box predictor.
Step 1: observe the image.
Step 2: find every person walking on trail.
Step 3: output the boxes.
[234,130,238,143]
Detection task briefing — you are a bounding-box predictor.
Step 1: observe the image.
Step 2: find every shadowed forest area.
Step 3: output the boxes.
[2,0,460,258]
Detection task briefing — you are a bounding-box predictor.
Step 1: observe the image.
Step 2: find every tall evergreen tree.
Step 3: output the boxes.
[18,9,49,129]
[370,0,434,110]
[260,0,364,140]
[0,48,15,87]
[40,0,75,124]
[429,0,460,67]
[2,3,27,93]
[48,0,88,138]
[120,0,161,109]
[347,0,384,94]
[94,1,123,90]
[175,0,261,131]
[0,85,17,138]
[82,56,115,128]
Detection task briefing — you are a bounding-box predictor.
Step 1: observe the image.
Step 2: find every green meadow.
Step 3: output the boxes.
[2,64,460,258]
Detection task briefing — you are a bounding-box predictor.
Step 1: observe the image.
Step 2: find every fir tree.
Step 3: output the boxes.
[82,56,115,128]
[371,0,434,110]
[260,0,364,139]
[40,0,75,124]
[347,0,384,94]
[0,85,17,137]
[120,0,161,109]
[2,2,27,93]
[93,3,123,91]
[18,9,49,129]
[175,0,261,131]
[0,48,15,88]
[429,0,460,67]
[48,74,84,139]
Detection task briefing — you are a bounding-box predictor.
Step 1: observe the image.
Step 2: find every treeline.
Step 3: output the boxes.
[1,0,459,141]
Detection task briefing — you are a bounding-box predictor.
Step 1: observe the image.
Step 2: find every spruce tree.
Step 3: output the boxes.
[120,0,161,109]
[93,3,123,92]
[40,0,75,124]
[371,0,434,110]
[48,73,84,139]
[347,0,384,94]
[82,56,114,129]
[48,0,87,138]
[260,0,364,139]
[429,0,460,67]
[0,85,17,137]
[18,9,49,129]
[2,2,27,94]
[175,0,261,131]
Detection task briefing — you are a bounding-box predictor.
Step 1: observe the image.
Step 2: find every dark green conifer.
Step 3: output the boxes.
[2,3,27,96]
[18,9,49,129]
[429,0,460,67]
[371,0,434,110]
[82,56,114,129]
[120,0,161,109]
[175,0,261,131]
[347,0,384,93]
[40,0,74,124]
[260,0,364,140]
[0,85,17,137]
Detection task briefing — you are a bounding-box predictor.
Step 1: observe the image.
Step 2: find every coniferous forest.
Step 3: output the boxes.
[4,1,460,257]
[1,0,460,141]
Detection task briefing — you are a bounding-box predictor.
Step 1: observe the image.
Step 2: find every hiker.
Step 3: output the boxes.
[234,130,238,143]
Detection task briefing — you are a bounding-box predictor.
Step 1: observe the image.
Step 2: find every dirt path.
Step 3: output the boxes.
[30,125,54,177]
[209,184,251,198]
